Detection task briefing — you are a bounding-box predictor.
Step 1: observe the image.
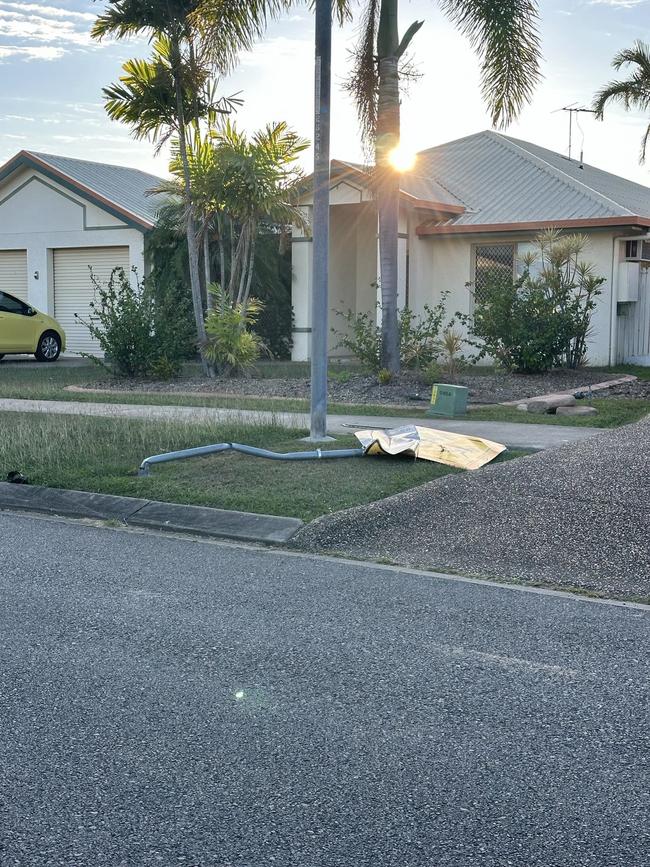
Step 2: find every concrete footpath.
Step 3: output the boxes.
[0,482,303,543]
[0,397,603,450]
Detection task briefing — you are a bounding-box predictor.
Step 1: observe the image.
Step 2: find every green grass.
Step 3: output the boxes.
[0,411,525,521]
[469,398,650,428]
[605,364,650,382]
[0,363,425,417]
[1,362,648,428]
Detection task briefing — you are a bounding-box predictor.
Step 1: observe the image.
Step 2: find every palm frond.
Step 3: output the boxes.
[440,0,542,128]
[344,0,381,153]
[593,40,650,160]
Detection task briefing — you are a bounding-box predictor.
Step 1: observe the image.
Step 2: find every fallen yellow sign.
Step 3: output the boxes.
[354,424,506,471]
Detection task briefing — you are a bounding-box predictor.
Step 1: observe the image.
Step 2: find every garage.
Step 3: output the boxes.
[53,246,130,355]
[0,250,28,302]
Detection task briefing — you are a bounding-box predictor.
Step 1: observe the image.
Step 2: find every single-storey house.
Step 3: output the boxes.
[292,130,650,366]
[0,150,165,355]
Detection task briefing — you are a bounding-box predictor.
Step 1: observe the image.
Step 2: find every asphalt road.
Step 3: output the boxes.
[1,512,648,867]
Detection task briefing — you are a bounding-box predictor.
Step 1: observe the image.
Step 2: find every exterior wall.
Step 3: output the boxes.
[291,202,377,361]
[292,192,624,365]
[411,228,620,367]
[0,168,146,325]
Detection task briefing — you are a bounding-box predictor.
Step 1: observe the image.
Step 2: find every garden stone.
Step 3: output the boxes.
[526,394,577,414]
[556,405,598,417]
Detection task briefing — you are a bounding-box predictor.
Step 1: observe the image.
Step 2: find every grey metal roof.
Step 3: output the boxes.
[28,151,167,227]
[412,130,650,226]
[332,158,465,210]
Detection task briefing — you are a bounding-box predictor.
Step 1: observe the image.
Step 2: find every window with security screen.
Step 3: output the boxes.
[473,245,515,304]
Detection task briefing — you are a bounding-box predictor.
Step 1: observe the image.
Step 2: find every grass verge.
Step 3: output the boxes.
[0,411,527,521]
[1,363,648,428]
[469,398,650,428]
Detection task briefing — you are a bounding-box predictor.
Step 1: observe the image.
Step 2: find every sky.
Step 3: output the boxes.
[0,0,649,186]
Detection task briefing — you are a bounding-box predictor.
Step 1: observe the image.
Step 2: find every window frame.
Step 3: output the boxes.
[470,242,517,311]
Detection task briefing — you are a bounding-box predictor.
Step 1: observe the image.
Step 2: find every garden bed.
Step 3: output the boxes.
[90,367,624,407]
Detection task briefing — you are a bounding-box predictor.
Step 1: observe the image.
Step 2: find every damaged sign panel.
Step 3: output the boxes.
[354,425,506,471]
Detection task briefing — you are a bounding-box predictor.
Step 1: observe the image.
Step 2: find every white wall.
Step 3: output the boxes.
[410,228,620,367]
[291,201,377,361]
[0,168,146,316]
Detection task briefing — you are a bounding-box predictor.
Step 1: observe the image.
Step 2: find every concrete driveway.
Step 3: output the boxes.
[0,512,648,866]
[295,415,650,600]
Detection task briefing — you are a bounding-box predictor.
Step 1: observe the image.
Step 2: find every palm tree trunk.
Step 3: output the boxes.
[216,212,226,293]
[237,224,252,305]
[229,224,247,299]
[376,52,401,373]
[203,229,213,310]
[241,222,257,310]
[171,41,212,377]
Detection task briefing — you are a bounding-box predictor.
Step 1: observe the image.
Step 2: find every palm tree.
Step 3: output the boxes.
[154,121,307,312]
[347,0,542,372]
[594,40,650,163]
[211,121,309,308]
[92,0,296,374]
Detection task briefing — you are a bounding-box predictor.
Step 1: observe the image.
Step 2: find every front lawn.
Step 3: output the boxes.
[469,398,650,428]
[1,362,648,428]
[0,412,525,521]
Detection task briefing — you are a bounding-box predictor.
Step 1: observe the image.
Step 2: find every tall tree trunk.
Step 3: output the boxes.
[171,41,212,377]
[216,212,226,293]
[229,225,248,299]
[203,229,213,310]
[237,224,252,304]
[375,52,401,373]
[241,222,257,310]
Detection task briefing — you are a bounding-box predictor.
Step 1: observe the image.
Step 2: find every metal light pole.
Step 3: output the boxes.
[309,0,333,441]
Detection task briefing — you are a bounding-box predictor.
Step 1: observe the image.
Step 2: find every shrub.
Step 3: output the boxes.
[377,368,393,385]
[440,328,465,380]
[333,293,449,373]
[422,359,441,386]
[78,267,186,378]
[461,231,605,373]
[333,308,381,371]
[203,284,266,375]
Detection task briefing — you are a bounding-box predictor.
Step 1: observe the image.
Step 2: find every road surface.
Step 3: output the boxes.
[0,512,648,866]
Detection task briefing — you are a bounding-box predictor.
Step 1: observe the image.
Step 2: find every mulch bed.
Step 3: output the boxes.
[89,368,626,406]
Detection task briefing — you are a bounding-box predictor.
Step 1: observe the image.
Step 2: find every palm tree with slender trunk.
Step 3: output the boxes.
[347,0,542,372]
[92,0,298,374]
[594,40,650,163]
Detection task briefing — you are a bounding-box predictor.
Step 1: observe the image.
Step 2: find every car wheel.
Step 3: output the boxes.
[35,331,61,362]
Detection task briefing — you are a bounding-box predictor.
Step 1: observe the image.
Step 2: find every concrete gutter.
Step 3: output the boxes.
[0,482,303,544]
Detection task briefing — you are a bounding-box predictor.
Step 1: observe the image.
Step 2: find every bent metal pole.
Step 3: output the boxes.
[310,0,332,440]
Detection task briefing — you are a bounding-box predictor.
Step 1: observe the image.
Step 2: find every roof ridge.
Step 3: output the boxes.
[490,132,634,217]
[416,129,490,156]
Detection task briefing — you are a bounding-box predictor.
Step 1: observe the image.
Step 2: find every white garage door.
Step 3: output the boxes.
[53,246,129,354]
[0,250,28,302]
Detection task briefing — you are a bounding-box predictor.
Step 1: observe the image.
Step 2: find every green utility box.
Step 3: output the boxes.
[426,383,468,418]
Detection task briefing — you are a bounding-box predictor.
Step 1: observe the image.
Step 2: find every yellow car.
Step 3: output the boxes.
[0,291,66,362]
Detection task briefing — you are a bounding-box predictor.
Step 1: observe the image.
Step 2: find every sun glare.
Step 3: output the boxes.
[388,144,416,173]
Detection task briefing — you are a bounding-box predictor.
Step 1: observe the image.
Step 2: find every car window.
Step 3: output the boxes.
[0,292,29,315]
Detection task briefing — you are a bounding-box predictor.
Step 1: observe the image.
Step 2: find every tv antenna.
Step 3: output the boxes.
[554,104,599,164]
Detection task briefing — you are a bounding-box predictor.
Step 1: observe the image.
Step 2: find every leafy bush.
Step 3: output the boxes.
[461,231,605,373]
[333,309,381,371]
[377,368,393,384]
[78,267,186,378]
[333,294,449,373]
[203,284,266,375]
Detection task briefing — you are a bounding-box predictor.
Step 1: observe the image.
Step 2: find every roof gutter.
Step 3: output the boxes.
[416,216,650,236]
